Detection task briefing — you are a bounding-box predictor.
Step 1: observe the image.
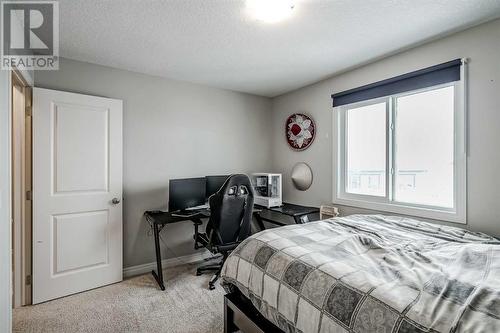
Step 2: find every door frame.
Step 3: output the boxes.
[11,69,33,307]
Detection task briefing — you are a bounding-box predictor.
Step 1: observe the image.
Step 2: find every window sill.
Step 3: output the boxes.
[332,196,466,224]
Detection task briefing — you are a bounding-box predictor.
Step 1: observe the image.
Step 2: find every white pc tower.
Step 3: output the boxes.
[251,173,282,208]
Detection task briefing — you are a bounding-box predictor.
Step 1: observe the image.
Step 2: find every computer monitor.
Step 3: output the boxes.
[206,175,229,199]
[168,177,206,212]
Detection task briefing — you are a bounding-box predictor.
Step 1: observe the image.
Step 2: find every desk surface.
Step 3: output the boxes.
[255,203,319,217]
[145,203,318,225]
[144,209,209,225]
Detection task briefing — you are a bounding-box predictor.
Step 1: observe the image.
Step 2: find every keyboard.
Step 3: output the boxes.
[171,204,210,217]
[186,203,209,210]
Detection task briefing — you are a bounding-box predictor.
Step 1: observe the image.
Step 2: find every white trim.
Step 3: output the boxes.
[333,197,465,223]
[0,70,12,333]
[333,63,467,224]
[122,251,214,279]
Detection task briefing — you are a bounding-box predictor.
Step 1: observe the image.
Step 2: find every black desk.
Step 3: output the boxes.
[144,210,209,290]
[253,202,319,228]
[144,203,318,290]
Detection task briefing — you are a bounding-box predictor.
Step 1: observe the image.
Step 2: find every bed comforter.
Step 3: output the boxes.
[220,215,500,333]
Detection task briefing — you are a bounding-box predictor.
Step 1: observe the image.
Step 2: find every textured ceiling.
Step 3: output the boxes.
[59,0,500,97]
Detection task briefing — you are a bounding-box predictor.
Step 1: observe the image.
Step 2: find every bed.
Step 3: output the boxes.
[220,214,500,333]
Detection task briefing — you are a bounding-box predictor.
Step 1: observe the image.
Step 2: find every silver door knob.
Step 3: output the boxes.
[112,198,121,204]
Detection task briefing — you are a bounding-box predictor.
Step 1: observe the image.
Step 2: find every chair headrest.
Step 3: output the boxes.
[218,174,253,198]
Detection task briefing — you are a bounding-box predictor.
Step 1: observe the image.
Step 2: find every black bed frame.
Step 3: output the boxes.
[224,290,285,333]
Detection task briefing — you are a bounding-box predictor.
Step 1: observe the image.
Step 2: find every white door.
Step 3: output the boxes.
[33,88,123,304]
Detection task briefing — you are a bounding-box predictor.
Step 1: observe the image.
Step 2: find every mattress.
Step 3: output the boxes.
[220,214,500,333]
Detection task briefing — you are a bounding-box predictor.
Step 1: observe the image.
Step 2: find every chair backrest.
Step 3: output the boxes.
[206,174,254,246]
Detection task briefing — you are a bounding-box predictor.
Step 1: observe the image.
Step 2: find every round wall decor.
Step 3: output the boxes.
[286,113,315,150]
[291,162,313,191]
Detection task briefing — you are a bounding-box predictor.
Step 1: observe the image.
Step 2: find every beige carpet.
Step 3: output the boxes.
[13,263,225,333]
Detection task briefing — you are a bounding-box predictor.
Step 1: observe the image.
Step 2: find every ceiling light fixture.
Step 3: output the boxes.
[247,0,294,24]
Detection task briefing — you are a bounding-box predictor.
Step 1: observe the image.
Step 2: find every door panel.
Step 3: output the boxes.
[33,88,122,304]
[53,210,109,275]
[54,103,109,193]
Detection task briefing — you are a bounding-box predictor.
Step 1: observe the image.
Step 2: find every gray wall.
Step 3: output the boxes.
[35,58,272,268]
[33,18,500,272]
[271,18,500,237]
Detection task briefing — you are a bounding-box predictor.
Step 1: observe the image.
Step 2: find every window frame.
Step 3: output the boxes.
[333,78,467,224]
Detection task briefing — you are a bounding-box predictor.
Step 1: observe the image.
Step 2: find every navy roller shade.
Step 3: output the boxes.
[331,59,462,107]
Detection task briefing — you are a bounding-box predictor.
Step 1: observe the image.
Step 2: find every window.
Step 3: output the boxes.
[394,86,454,208]
[346,102,386,197]
[333,61,466,223]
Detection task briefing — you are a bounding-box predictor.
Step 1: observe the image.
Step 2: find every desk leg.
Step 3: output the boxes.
[151,223,165,291]
[253,212,266,231]
[192,217,203,250]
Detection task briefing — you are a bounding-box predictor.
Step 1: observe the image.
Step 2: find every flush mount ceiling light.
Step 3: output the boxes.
[247,0,294,23]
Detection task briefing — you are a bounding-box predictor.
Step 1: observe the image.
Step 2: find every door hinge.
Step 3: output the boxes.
[25,106,32,117]
[26,190,32,201]
[390,123,395,131]
[25,275,32,286]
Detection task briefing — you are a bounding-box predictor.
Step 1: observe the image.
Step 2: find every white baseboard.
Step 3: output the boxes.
[123,250,214,278]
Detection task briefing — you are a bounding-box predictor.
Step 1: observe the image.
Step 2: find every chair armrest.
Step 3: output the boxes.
[214,242,240,253]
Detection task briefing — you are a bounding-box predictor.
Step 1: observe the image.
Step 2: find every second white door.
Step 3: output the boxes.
[33,88,123,304]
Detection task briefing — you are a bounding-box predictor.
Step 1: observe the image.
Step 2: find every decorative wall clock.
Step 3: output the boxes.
[286,113,315,150]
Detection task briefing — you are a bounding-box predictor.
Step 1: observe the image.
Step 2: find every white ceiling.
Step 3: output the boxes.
[59,0,500,97]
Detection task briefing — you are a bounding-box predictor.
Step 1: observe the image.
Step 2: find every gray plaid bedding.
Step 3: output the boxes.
[220,214,500,333]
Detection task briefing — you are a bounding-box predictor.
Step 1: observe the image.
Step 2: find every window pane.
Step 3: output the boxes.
[395,86,454,208]
[346,102,386,196]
